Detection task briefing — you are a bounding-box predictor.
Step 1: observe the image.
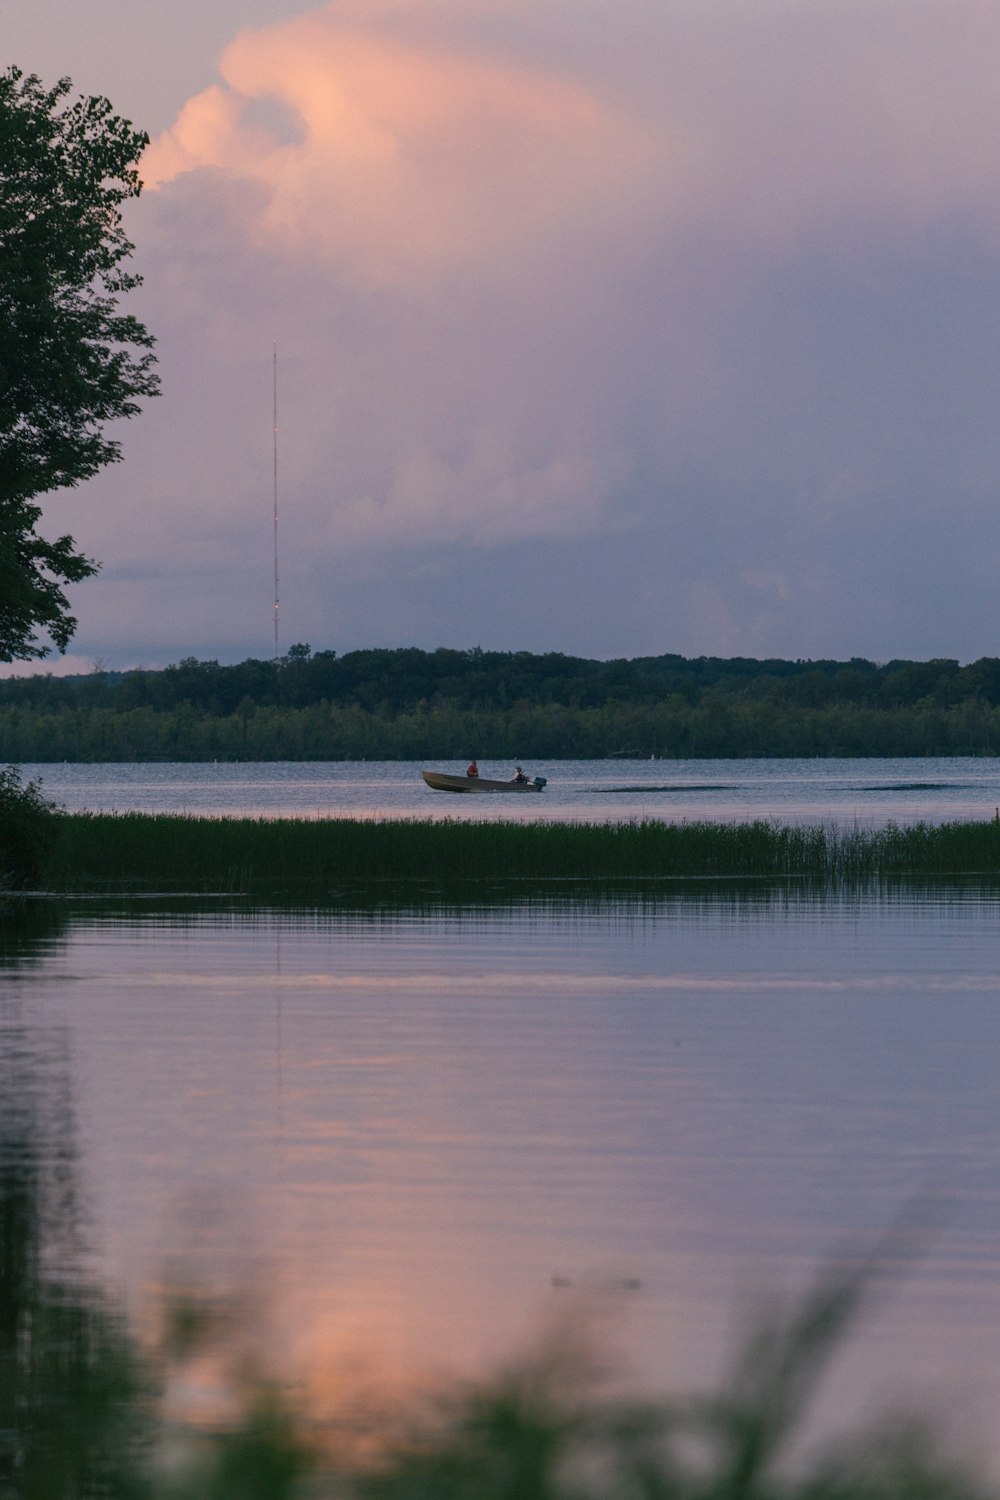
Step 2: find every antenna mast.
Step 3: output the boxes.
[272,341,279,658]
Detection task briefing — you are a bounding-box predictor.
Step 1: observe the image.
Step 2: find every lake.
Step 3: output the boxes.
[8,756,1000,1469]
[19,754,1000,825]
[6,878,1000,1459]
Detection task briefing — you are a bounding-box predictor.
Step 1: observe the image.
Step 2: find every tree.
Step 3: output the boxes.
[0,66,158,660]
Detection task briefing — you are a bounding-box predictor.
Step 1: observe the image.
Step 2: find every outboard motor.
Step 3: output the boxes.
[533,777,547,789]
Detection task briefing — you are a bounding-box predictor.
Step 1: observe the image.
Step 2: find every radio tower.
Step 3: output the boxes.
[272,340,279,658]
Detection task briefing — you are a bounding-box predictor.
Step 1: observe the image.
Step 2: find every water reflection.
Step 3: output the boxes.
[5,883,1000,1479]
[0,896,72,967]
[0,967,146,1492]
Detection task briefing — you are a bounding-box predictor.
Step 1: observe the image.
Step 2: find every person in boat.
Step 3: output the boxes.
[467,759,479,777]
[512,766,529,784]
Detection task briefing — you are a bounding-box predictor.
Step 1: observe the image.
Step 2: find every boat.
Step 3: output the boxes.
[422,770,547,793]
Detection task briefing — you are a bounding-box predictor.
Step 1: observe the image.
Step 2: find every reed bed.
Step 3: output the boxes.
[39,811,1000,892]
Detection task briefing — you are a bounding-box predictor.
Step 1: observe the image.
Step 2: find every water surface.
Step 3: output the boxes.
[5,884,1000,1446]
[20,754,1000,825]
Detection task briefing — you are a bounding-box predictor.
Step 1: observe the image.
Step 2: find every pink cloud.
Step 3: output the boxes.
[144,3,656,286]
[143,0,1000,294]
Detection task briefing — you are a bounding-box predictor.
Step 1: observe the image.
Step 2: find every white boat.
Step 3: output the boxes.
[422,770,547,793]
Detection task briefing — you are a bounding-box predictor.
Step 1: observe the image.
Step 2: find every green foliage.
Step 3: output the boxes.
[0,66,158,659]
[0,763,58,887]
[158,1387,311,1500]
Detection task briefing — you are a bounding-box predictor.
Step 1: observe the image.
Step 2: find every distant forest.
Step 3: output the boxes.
[4,646,1000,760]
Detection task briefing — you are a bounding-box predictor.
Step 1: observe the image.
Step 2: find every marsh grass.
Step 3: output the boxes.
[40,811,1000,894]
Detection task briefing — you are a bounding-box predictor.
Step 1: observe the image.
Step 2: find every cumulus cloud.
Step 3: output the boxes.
[143,5,655,282]
[42,0,1000,664]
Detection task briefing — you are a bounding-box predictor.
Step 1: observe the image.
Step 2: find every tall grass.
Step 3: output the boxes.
[39,811,1000,894]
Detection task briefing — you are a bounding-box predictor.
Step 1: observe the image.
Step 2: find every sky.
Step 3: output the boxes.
[7,0,1000,672]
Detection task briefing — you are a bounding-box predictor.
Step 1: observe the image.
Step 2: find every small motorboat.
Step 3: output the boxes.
[422,770,547,793]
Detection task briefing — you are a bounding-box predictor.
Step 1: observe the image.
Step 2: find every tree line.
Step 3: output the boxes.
[4,647,1000,759]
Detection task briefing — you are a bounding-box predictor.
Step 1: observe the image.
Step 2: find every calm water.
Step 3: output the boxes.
[5,884,1000,1448]
[19,754,1000,824]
